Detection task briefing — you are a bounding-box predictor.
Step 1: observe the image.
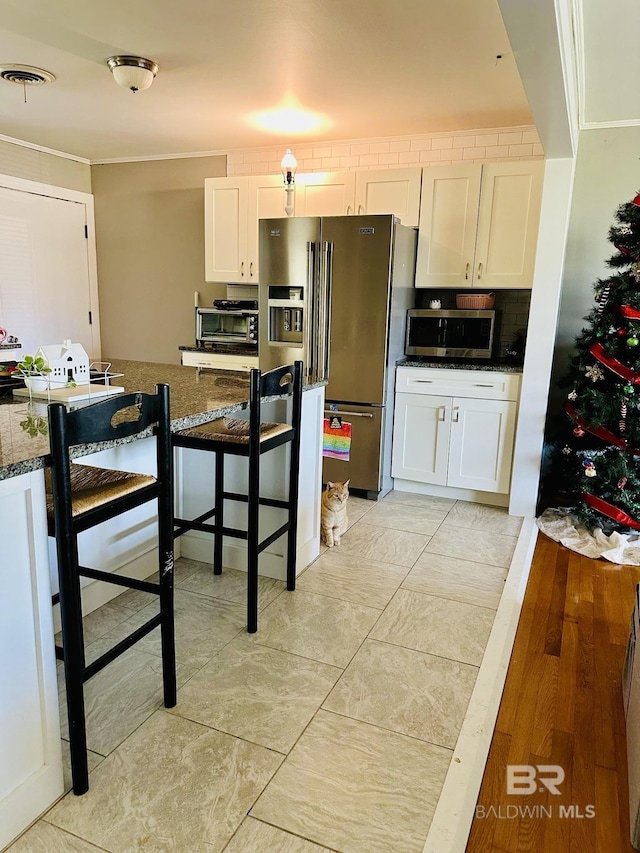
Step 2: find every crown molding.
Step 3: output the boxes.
[0,133,90,164]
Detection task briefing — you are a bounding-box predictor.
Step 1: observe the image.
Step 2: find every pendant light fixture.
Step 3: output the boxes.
[106,56,159,93]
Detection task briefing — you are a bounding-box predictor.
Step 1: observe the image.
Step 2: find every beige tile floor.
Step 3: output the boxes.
[7,492,521,853]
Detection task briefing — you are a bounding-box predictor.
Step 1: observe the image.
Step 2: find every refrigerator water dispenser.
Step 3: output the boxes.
[267,286,304,346]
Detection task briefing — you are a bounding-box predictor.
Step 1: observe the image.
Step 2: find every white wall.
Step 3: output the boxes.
[547,126,640,419]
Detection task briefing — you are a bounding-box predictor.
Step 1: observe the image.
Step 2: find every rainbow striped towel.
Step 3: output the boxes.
[323,417,352,461]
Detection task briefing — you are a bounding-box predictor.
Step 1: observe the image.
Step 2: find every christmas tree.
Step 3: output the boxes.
[558,191,640,533]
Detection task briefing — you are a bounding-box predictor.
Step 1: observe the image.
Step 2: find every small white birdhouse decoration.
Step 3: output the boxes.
[35,340,90,386]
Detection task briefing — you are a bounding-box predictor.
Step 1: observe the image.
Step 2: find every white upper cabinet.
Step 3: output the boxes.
[294,172,357,217]
[415,161,544,289]
[354,167,422,226]
[204,175,284,283]
[294,167,422,224]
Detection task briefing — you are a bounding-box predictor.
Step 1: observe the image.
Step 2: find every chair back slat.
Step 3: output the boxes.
[55,391,162,449]
[259,364,295,399]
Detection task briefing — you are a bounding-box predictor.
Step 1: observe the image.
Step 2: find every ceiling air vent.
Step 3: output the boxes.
[0,64,55,86]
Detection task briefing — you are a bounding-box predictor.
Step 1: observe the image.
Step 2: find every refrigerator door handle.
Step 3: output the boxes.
[324,409,374,419]
[316,241,329,382]
[323,241,333,379]
[305,242,316,380]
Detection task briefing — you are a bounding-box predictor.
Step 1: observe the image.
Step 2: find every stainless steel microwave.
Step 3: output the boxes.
[405,309,495,359]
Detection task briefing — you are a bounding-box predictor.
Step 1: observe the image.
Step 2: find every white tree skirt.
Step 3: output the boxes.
[538,507,640,565]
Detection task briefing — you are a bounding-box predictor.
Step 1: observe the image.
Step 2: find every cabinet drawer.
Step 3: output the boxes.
[181,351,258,371]
[396,367,520,401]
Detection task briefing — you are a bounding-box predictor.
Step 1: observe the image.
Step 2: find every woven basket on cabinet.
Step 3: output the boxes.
[455,293,495,309]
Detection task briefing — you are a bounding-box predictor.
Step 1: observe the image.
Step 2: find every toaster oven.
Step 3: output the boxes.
[196,303,258,348]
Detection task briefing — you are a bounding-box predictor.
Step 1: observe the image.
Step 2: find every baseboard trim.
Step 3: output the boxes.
[392,478,509,508]
[422,519,539,853]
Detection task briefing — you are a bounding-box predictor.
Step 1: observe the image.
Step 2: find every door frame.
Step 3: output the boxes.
[0,172,101,358]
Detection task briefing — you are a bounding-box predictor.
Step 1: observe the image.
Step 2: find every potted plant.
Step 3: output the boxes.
[15,354,52,392]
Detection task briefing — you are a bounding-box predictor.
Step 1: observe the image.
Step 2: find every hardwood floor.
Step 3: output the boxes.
[466,533,640,853]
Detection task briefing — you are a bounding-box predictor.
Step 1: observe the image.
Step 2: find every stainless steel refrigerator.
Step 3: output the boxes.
[258,214,416,499]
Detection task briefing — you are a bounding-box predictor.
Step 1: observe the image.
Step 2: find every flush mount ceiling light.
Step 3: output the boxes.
[106,55,158,93]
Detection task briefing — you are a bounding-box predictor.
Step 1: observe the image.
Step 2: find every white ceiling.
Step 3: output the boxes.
[0,0,534,162]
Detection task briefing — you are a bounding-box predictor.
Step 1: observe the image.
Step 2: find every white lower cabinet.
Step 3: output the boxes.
[392,367,520,496]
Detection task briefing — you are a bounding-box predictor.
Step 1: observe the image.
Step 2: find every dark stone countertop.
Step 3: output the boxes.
[0,358,324,481]
[397,358,524,374]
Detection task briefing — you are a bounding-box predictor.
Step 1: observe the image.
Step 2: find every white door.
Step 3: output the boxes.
[415,164,482,288]
[447,397,517,493]
[0,186,96,357]
[0,472,63,850]
[204,177,248,283]
[295,172,356,216]
[474,161,544,289]
[354,167,422,226]
[392,392,450,485]
[247,174,289,281]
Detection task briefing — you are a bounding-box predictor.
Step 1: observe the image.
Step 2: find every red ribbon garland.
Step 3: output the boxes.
[581,492,640,530]
[619,304,640,320]
[589,342,640,384]
[565,401,640,454]
[615,244,637,259]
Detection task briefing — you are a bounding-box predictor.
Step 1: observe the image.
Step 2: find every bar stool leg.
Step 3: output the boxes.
[286,442,300,593]
[247,451,260,633]
[214,450,224,576]
[58,539,89,795]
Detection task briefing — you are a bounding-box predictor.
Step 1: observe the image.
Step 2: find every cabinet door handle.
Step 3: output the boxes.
[438,406,446,422]
[452,406,460,422]
[346,204,352,215]
[477,262,483,280]
[249,262,253,278]
[358,204,363,215]
[465,262,470,280]
[474,383,494,388]
[414,379,433,383]
[240,261,245,278]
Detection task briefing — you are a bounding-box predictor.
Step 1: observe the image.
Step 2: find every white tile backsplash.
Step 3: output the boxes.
[227,126,542,177]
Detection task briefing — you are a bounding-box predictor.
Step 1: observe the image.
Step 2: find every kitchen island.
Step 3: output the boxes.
[0,358,325,851]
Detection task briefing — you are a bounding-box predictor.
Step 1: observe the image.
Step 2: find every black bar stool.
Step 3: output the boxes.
[172,361,303,633]
[47,385,175,795]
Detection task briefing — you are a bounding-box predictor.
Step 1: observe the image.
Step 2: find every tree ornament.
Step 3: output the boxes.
[619,477,628,489]
[625,384,635,395]
[618,327,628,337]
[583,458,597,477]
[619,224,633,235]
[620,398,628,433]
[610,325,619,334]
[567,390,577,401]
[633,192,640,208]
[628,336,640,347]
[632,263,640,282]
[562,446,572,455]
[597,283,611,312]
[573,426,585,437]
[585,363,605,381]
